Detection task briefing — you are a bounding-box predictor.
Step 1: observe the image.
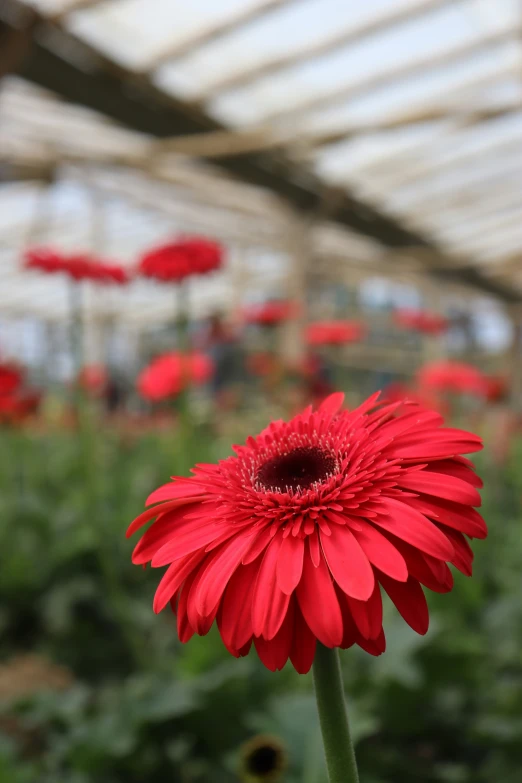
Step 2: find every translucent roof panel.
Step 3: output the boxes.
[64,0,277,71]
[155,0,406,100]
[206,0,516,126]
[24,0,88,12]
[10,0,522,291]
[298,41,521,138]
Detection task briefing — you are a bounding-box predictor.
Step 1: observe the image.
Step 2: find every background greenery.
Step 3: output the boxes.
[0,410,521,783]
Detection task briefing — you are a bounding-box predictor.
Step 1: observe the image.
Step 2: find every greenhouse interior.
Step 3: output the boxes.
[1,1,522,781]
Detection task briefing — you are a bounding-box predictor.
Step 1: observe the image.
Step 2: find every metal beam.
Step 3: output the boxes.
[192,0,454,99]
[0,6,37,79]
[486,254,522,277]
[265,26,514,124]
[437,193,522,229]
[307,102,520,149]
[398,181,522,220]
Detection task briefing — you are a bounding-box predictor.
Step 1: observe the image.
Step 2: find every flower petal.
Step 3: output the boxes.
[319,392,345,417]
[177,571,197,643]
[356,627,386,656]
[296,544,343,647]
[126,498,200,538]
[146,481,205,506]
[276,533,305,595]
[380,574,429,634]
[195,532,256,616]
[254,600,294,672]
[320,525,374,601]
[423,459,483,488]
[242,525,273,565]
[351,524,408,582]
[375,497,454,560]
[153,550,205,614]
[252,532,291,640]
[403,495,487,539]
[398,470,481,507]
[436,526,474,576]
[289,604,316,674]
[219,560,260,650]
[346,581,383,640]
[151,519,234,567]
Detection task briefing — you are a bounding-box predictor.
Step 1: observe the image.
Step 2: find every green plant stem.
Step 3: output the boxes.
[78,397,147,668]
[312,644,360,783]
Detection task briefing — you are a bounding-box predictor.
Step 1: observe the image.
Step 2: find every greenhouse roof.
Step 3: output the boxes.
[1,0,522,322]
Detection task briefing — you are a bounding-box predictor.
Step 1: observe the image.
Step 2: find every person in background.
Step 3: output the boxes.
[203,312,244,412]
[105,369,127,417]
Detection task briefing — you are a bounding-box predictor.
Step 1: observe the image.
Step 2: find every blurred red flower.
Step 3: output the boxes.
[0,362,24,396]
[418,360,487,396]
[0,389,41,425]
[306,320,366,346]
[0,361,41,424]
[128,391,486,673]
[246,352,280,378]
[24,247,130,285]
[24,247,65,275]
[394,309,448,335]
[138,238,223,283]
[483,374,509,403]
[77,365,108,396]
[137,352,214,401]
[243,300,298,326]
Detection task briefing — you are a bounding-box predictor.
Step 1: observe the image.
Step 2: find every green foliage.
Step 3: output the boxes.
[0,423,521,782]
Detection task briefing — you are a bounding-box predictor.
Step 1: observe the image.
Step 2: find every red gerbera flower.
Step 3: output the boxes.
[138,238,223,283]
[61,255,130,284]
[77,364,108,396]
[418,360,487,396]
[483,374,508,403]
[137,352,214,401]
[247,352,280,378]
[394,309,448,335]
[0,362,24,396]
[24,247,130,285]
[243,300,299,326]
[0,389,41,425]
[306,320,366,346]
[127,392,486,673]
[24,247,66,274]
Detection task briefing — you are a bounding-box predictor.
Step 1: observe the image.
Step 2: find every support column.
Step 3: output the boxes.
[81,285,107,366]
[508,304,522,413]
[0,5,37,80]
[279,211,312,365]
[421,282,447,364]
[228,244,249,326]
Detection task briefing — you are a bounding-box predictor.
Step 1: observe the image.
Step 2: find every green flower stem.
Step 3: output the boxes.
[312,644,360,783]
[69,281,84,375]
[77,395,147,669]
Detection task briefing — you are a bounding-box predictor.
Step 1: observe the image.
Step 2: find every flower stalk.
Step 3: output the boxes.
[312,644,359,783]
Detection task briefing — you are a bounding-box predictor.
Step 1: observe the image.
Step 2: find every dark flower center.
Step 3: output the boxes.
[256,446,336,492]
[244,744,283,778]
